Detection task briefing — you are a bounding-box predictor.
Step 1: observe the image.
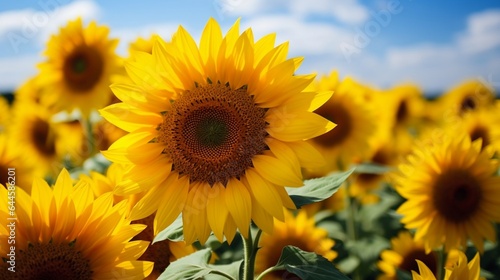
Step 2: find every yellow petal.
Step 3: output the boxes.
[225,178,252,238]
[252,154,303,187]
[154,174,190,235]
[266,110,336,142]
[245,168,284,221]
[100,103,162,132]
[206,183,228,242]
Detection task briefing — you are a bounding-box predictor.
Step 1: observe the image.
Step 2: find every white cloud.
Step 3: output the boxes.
[0,0,100,51]
[242,15,353,56]
[458,9,500,54]
[0,54,40,91]
[225,0,369,25]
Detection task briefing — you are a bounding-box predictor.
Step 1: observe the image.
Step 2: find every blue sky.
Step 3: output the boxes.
[1,0,499,94]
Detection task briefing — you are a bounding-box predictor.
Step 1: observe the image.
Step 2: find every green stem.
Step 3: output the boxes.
[81,117,95,158]
[242,229,254,280]
[436,248,447,280]
[242,229,263,280]
[255,266,279,280]
[344,179,361,280]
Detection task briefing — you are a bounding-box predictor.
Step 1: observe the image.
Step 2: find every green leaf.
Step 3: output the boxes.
[153,214,184,243]
[159,248,237,280]
[286,168,354,208]
[272,246,350,280]
[396,268,412,280]
[205,260,243,280]
[352,163,393,174]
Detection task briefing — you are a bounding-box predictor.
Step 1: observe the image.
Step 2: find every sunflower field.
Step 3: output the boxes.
[1,14,500,280]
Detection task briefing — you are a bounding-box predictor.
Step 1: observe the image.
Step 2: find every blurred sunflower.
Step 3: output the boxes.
[452,108,500,152]
[411,251,484,280]
[0,96,10,132]
[255,209,337,279]
[100,18,334,244]
[378,231,448,279]
[0,135,34,192]
[86,163,197,279]
[395,134,500,252]
[129,35,158,55]
[350,140,398,203]
[0,169,153,279]
[8,103,68,177]
[15,76,44,106]
[384,84,424,129]
[437,80,496,118]
[307,72,378,173]
[38,18,122,117]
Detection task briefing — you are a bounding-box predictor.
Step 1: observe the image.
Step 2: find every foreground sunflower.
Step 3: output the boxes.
[395,134,500,252]
[411,251,484,280]
[0,169,153,279]
[255,209,337,279]
[101,18,334,244]
[38,18,122,117]
[86,163,196,278]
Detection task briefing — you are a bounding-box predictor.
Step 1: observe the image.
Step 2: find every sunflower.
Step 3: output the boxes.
[411,251,484,280]
[0,135,34,192]
[436,80,496,118]
[86,163,197,278]
[129,35,158,55]
[383,83,424,129]
[37,18,122,117]
[0,96,10,132]
[450,108,500,152]
[8,103,69,178]
[0,169,153,279]
[395,134,500,252]
[306,72,378,174]
[378,231,452,279]
[100,18,334,244]
[350,139,398,203]
[255,209,337,279]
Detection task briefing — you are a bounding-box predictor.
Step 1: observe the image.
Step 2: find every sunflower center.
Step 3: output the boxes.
[357,149,389,184]
[15,243,92,280]
[432,169,482,222]
[158,84,267,186]
[31,118,56,156]
[399,249,437,275]
[313,102,352,147]
[470,126,490,149]
[63,45,103,92]
[460,95,476,113]
[396,100,408,123]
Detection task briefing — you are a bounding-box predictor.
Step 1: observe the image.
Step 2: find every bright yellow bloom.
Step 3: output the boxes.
[395,134,500,252]
[436,80,496,118]
[38,18,122,117]
[128,35,158,55]
[0,169,153,279]
[0,135,34,192]
[307,72,378,173]
[86,163,198,278]
[0,96,10,132]
[8,103,70,177]
[255,210,337,279]
[100,18,334,244]
[411,251,485,280]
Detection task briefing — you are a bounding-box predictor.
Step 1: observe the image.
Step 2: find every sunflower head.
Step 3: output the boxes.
[255,210,337,279]
[395,133,500,253]
[0,169,153,279]
[437,80,496,118]
[100,18,334,244]
[128,35,158,55]
[307,73,378,173]
[38,17,122,117]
